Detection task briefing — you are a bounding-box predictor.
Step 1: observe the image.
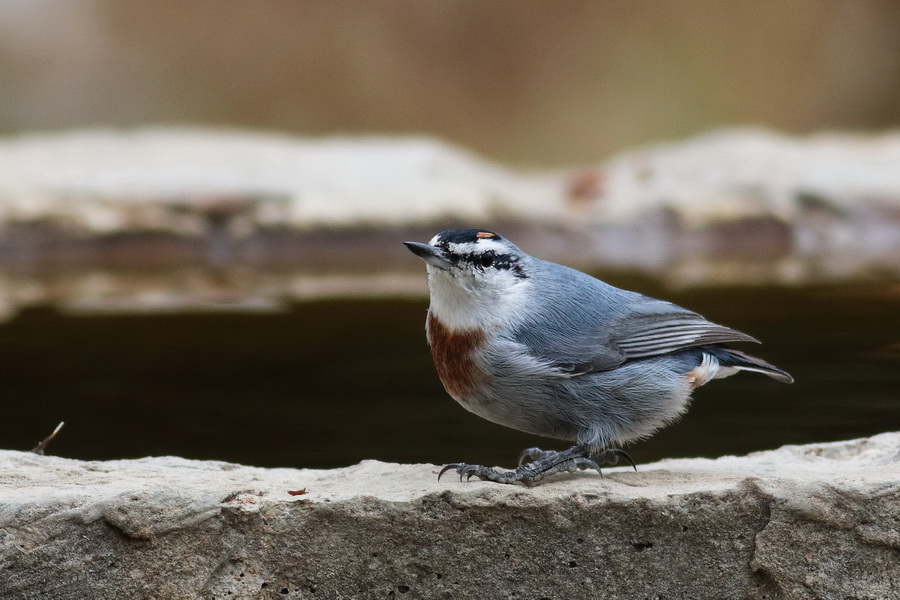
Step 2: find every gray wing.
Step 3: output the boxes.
[613,298,758,359]
[511,268,758,376]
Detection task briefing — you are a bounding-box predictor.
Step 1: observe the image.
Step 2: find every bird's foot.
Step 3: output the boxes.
[438,457,597,485]
[439,445,636,486]
[519,446,637,471]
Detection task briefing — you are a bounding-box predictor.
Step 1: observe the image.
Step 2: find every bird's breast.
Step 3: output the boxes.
[426,313,488,402]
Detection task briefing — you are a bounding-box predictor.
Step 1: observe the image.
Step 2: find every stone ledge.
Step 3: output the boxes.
[1,433,898,599]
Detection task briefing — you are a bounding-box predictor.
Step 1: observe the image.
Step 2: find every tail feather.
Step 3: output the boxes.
[710,348,794,384]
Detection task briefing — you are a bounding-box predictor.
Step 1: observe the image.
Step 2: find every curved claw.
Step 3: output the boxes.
[459,464,483,481]
[438,463,464,481]
[609,448,637,471]
[438,463,498,483]
[573,457,604,477]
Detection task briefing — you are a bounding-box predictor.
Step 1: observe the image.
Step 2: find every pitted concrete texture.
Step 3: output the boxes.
[1,433,898,599]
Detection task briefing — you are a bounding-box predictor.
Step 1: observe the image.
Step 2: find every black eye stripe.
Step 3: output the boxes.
[464,251,502,268]
[452,251,527,279]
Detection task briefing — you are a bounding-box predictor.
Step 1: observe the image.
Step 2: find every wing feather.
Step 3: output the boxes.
[615,310,759,360]
[547,303,759,376]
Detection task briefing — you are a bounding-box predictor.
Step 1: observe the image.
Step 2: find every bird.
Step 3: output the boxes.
[404,228,793,485]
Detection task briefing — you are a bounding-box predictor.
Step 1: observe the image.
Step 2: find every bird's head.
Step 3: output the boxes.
[404,229,533,329]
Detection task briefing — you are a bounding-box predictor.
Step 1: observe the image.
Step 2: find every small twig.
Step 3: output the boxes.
[31,421,64,455]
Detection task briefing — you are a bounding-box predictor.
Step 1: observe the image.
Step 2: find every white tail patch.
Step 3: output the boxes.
[686,353,720,389]
[686,352,746,388]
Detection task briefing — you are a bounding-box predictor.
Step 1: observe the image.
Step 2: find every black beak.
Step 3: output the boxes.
[404,241,453,270]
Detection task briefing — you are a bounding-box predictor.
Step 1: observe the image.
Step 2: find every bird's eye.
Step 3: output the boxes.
[479,253,494,268]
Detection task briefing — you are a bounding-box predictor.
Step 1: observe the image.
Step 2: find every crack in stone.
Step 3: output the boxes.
[741,478,785,599]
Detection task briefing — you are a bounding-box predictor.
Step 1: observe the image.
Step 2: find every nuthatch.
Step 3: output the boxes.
[405,229,793,485]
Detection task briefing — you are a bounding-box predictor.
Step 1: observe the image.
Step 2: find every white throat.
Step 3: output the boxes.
[426,265,530,331]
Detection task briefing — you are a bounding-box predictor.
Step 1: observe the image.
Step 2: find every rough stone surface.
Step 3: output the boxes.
[1,433,898,599]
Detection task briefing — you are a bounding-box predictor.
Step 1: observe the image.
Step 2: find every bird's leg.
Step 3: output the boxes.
[439,445,636,485]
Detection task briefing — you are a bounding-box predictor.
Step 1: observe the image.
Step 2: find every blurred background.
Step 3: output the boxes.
[0,1,898,469]
[3,0,900,165]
